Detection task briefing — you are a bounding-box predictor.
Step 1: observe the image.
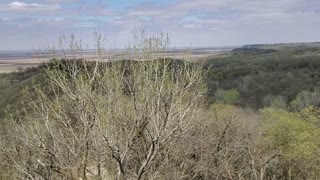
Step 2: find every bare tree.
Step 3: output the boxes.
[0,30,206,180]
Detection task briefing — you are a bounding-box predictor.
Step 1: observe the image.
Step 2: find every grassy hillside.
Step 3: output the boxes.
[0,67,42,120]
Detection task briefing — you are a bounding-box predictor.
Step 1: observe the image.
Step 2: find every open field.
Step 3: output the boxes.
[0,59,40,73]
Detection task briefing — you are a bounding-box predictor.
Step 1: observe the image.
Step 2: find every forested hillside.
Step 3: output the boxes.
[206,46,320,110]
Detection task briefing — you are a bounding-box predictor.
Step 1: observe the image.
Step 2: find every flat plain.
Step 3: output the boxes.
[0,47,235,73]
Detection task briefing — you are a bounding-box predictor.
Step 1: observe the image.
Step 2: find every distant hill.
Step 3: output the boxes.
[232,47,276,54]
[239,42,320,50]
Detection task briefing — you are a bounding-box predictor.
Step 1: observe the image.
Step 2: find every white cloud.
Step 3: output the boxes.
[45,0,79,3]
[54,18,64,21]
[9,1,42,9]
[1,17,10,21]
[0,1,60,12]
[125,0,320,30]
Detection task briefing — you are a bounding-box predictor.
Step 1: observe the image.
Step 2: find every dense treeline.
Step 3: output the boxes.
[206,47,320,110]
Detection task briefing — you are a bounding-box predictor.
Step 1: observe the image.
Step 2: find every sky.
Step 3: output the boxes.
[0,0,320,50]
